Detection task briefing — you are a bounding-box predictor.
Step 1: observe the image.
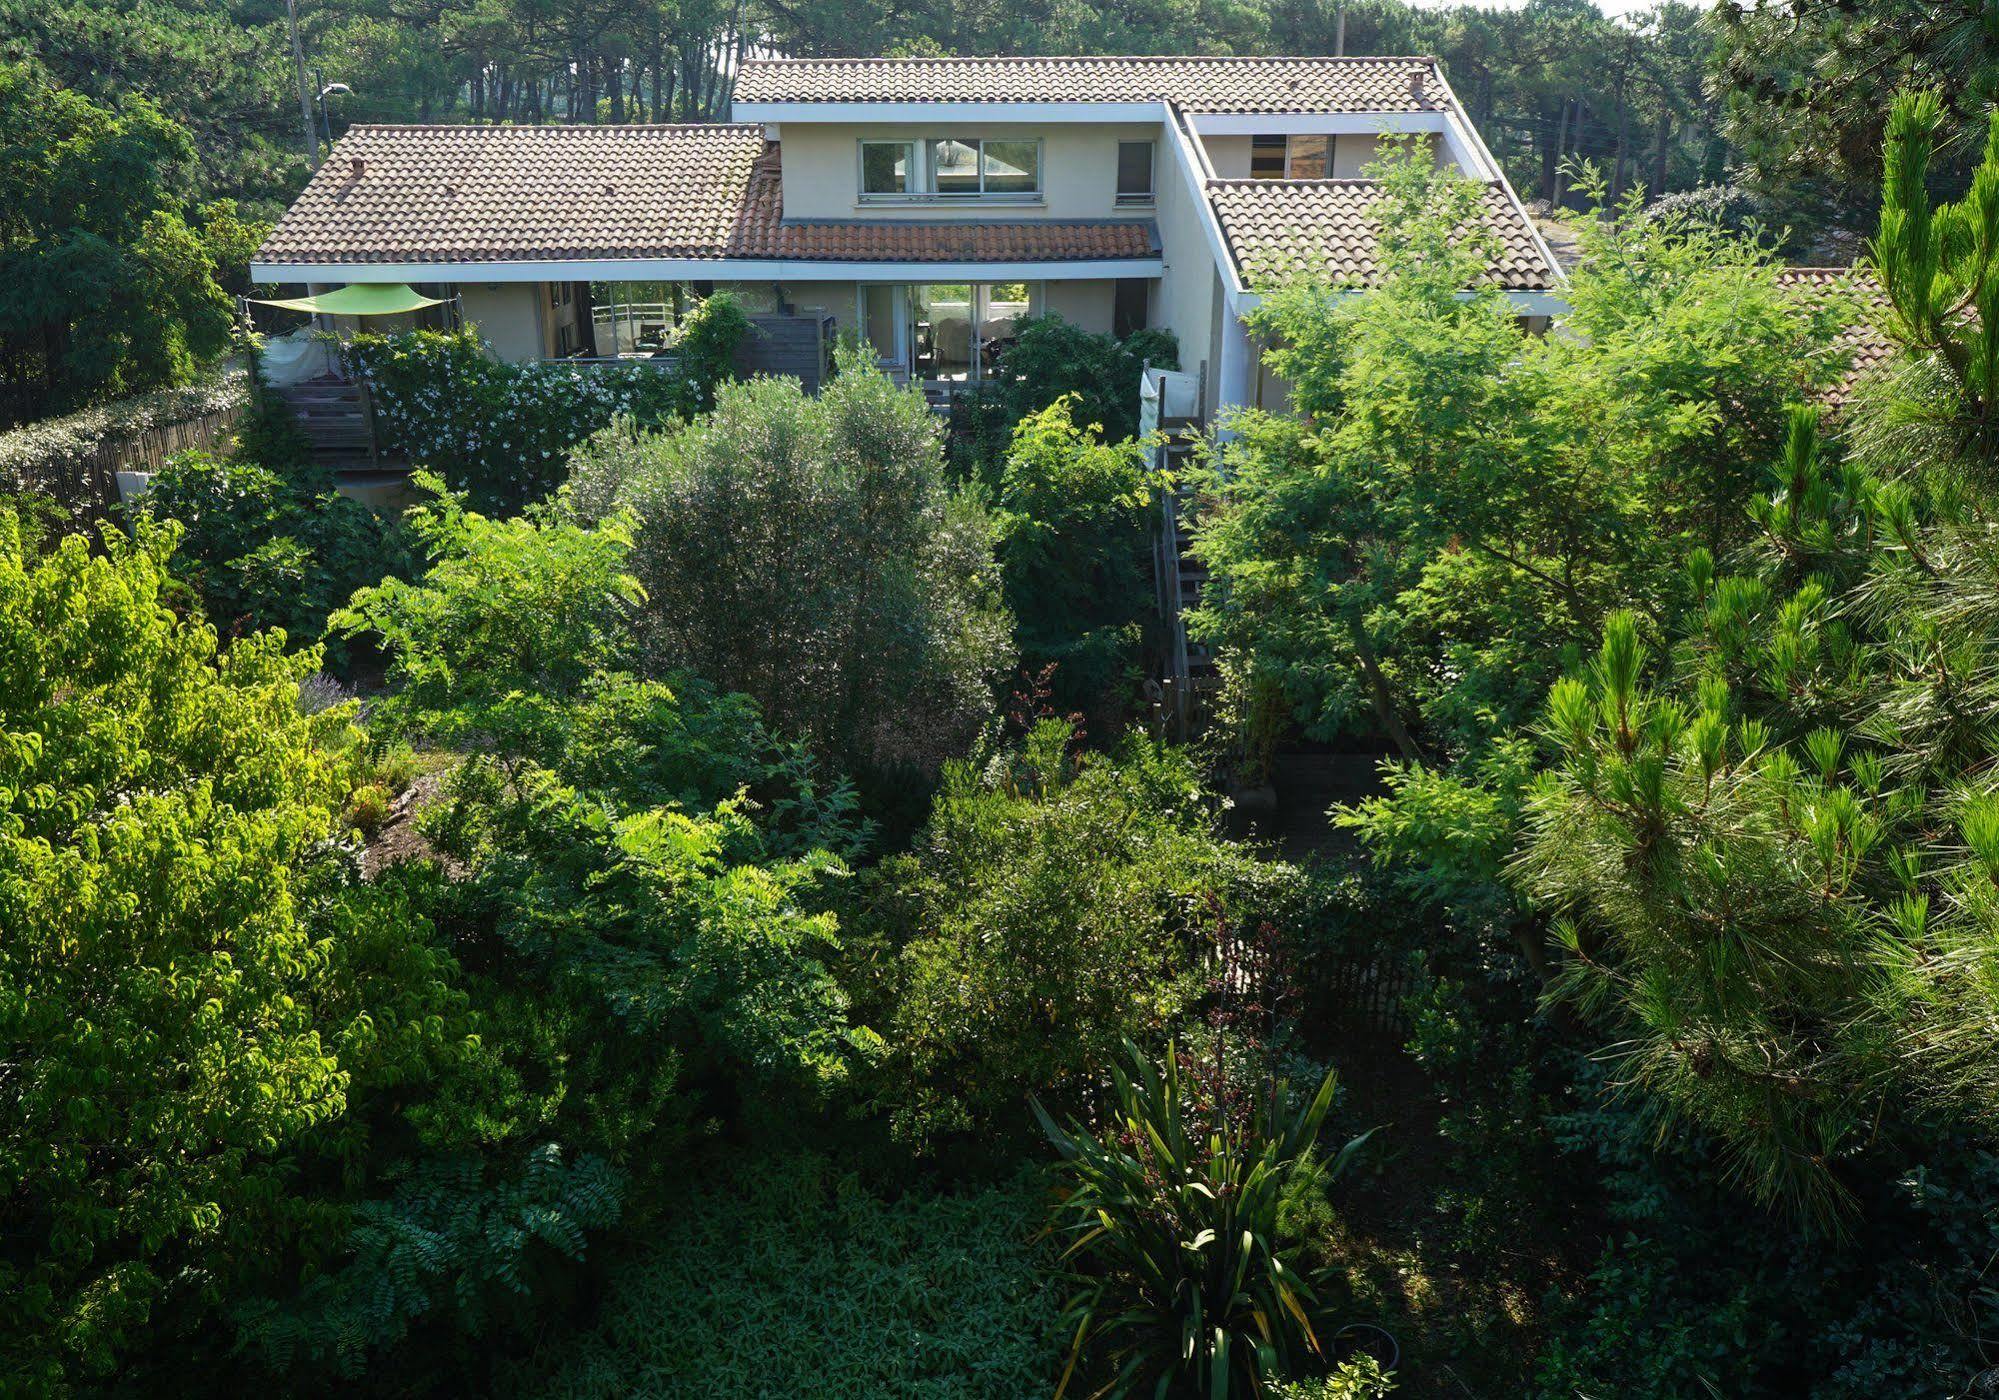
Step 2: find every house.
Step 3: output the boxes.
[250,55,1565,422]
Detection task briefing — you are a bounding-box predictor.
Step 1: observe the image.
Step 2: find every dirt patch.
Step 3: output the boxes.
[360,767,465,879]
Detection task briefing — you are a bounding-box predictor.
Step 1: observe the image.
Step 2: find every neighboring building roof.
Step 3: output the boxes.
[1775,266,1896,404]
[1208,178,1561,291]
[254,124,1159,269]
[733,55,1447,114]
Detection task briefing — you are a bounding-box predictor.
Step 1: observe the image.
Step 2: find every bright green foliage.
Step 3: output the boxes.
[991,396,1159,722]
[864,720,1315,1148]
[1194,140,1846,766]
[344,291,747,512]
[950,317,1178,484]
[0,63,236,426]
[1868,91,1999,470]
[0,516,352,1385]
[1268,1357,1396,1399]
[341,479,873,1124]
[567,347,1011,778]
[335,474,643,755]
[1513,111,1999,1229]
[135,448,413,672]
[503,1153,1064,1399]
[1036,1041,1369,1399]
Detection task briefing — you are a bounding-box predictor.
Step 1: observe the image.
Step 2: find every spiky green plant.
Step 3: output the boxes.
[1035,1043,1371,1399]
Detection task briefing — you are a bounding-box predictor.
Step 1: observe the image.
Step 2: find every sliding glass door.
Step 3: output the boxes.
[869,283,1034,384]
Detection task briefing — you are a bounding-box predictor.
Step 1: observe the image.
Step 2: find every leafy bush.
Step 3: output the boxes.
[1037,1040,1369,1399]
[134,448,413,672]
[991,397,1159,722]
[0,514,491,1388]
[949,315,1178,485]
[861,719,1318,1148]
[345,291,747,511]
[502,1154,1064,1399]
[567,346,1012,780]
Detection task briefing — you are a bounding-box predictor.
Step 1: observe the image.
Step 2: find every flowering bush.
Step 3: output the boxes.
[345,291,746,512]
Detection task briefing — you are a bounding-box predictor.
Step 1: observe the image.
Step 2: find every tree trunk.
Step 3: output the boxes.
[1351,625,1421,763]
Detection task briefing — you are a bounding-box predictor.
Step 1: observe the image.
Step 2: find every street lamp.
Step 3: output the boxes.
[317,79,351,145]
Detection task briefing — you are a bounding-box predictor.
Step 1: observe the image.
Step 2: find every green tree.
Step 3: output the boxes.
[1515,96,1999,1227]
[567,347,1012,779]
[991,397,1159,723]
[0,514,430,1387]
[0,64,235,426]
[862,720,1317,1149]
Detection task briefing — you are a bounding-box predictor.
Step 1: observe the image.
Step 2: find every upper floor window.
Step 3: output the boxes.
[861,140,915,195]
[1116,141,1154,204]
[1250,134,1333,180]
[858,138,1042,201]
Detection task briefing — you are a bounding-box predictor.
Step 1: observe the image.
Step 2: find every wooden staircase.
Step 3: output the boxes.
[273,379,387,473]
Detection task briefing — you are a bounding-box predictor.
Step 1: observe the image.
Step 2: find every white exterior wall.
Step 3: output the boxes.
[774,121,1164,221]
[1040,280,1117,334]
[1151,139,1222,408]
[459,283,546,362]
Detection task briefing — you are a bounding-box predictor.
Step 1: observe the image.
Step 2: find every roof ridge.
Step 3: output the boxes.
[341,121,766,134]
[1207,176,1505,188]
[741,54,1437,65]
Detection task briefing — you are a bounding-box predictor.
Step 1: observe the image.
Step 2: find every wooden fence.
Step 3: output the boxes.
[52,401,246,518]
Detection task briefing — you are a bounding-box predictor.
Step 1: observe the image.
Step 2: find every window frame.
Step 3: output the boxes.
[1115,140,1155,205]
[856,137,1044,203]
[858,139,919,199]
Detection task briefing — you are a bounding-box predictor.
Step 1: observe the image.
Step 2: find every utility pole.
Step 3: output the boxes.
[285,0,319,168]
[1335,0,1347,56]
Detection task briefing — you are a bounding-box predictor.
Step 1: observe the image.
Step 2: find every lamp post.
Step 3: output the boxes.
[318,78,351,145]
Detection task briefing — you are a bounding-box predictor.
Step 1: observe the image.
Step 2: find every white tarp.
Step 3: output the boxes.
[258,327,338,386]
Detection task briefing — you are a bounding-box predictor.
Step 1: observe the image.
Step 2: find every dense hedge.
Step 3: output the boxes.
[344,292,748,511]
[0,361,247,512]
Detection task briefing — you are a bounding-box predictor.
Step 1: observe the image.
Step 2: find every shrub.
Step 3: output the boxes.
[0,514,489,1388]
[1036,1040,1370,1399]
[501,1154,1064,1399]
[950,316,1178,485]
[861,719,1319,1148]
[567,346,1012,780]
[345,292,748,512]
[991,397,1160,722]
[134,448,413,672]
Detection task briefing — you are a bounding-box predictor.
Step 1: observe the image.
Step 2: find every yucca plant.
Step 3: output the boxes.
[1035,1041,1371,1399]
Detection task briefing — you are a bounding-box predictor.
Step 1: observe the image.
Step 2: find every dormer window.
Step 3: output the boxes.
[858,138,1042,202]
[1249,134,1330,179]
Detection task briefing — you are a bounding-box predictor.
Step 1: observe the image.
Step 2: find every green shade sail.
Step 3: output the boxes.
[251,283,448,316]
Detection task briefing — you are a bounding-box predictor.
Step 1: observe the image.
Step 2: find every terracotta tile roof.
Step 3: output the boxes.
[255,125,1160,269]
[734,56,1448,114]
[258,124,766,265]
[1774,266,1897,405]
[1207,178,1559,290]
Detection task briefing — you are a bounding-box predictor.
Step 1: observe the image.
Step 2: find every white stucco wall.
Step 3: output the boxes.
[1040,280,1117,335]
[774,121,1165,220]
[1151,145,1221,403]
[459,283,546,362]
